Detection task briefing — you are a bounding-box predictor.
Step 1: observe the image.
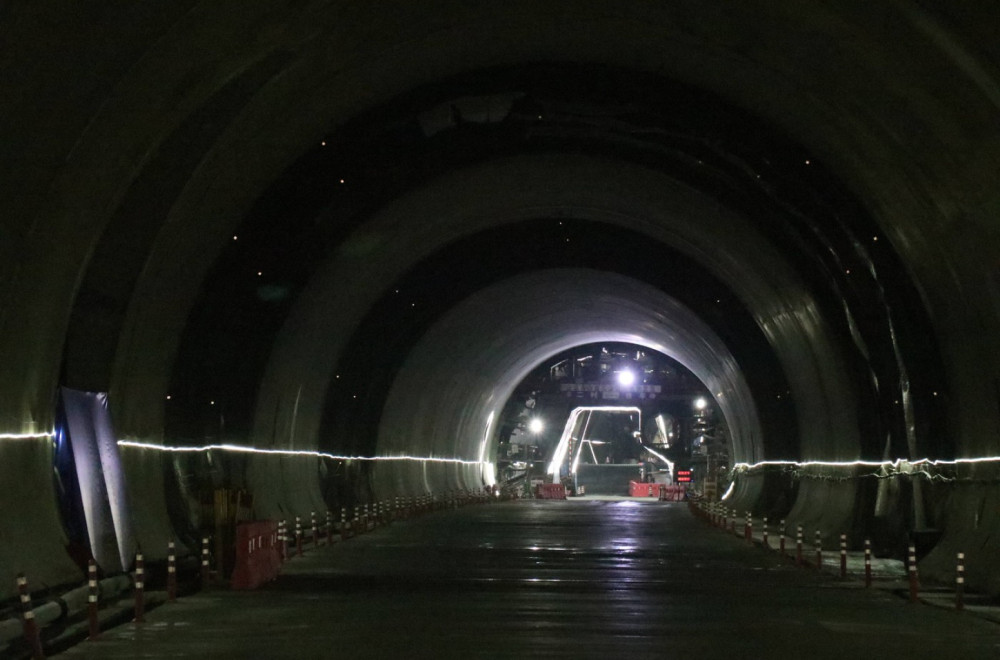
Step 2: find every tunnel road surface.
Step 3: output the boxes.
[58,500,1000,659]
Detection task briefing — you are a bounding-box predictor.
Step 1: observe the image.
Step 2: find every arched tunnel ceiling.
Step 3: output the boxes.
[3,1,984,464]
[4,1,981,458]
[248,151,862,468]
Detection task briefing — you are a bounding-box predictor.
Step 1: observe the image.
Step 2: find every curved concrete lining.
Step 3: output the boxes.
[251,154,858,477]
[373,269,762,496]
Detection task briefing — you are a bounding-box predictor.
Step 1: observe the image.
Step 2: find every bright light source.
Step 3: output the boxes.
[528,418,544,434]
[617,370,635,386]
[117,440,482,465]
[694,397,708,410]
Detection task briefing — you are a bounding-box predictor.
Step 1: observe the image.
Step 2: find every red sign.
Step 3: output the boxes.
[676,470,692,483]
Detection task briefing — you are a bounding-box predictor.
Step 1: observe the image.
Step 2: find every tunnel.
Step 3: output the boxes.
[3,1,1000,646]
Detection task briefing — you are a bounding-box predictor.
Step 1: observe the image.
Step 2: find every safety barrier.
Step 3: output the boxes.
[629,481,659,497]
[231,520,281,590]
[167,540,177,602]
[536,483,567,499]
[87,559,98,641]
[17,573,44,659]
[658,484,687,501]
[134,550,145,623]
[0,486,518,655]
[690,500,972,613]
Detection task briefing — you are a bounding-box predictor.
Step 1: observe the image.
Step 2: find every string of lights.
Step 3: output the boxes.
[732,456,1000,484]
[0,432,56,440]
[734,457,1000,470]
[116,439,483,465]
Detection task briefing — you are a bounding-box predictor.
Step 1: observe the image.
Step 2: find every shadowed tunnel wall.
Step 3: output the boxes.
[2,1,1000,599]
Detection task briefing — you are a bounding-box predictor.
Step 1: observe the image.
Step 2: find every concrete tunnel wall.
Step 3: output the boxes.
[2,2,1000,599]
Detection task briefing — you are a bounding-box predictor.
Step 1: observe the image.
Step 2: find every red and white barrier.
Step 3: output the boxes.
[201,536,211,587]
[295,516,303,556]
[311,511,318,547]
[87,558,99,640]
[167,540,177,602]
[762,517,769,549]
[956,552,965,611]
[814,530,822,570]
[839,534,847,579]
[796,526,803,566]
[16,573,44,660]
[864,539,872,587]
[278,520,287,561]
[908,543,919,603]
[779,520,786,555]
[231,520,281,590]
[536,483,567,499]
[134,550,145,624]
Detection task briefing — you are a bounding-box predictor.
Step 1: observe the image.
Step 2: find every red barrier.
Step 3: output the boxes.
[657,485,686,501]
[629,481,658,497]
[535,483,567,499]
[231,520,281,590]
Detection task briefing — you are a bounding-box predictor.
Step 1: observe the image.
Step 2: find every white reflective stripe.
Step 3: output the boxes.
[136,581,143,589]
[16,577,27,586]
[202,560,209,566]
[89,580,98,588]
[88,595,97,603]
[168,566,176,573]
[957,576,965,584]
[23,610,34,620]
[20,594,30,603]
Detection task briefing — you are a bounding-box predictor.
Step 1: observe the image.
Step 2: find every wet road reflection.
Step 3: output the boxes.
[59,500,1000,658]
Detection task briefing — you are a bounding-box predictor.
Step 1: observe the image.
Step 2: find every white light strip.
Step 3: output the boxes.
[641,444,675,477]
[734,456,1000,471]
[0,432,56,440]
[117,440,481,464]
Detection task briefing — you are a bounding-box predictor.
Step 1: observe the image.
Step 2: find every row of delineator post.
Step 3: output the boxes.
[693,501,968,611]
[12,488,498,659]
[14,538,189,660]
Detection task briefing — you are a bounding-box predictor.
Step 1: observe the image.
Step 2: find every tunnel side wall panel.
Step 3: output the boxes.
[120,447,188,559]
[921,483,1000,595]
[0,441,82,600]
[783,479,857,543]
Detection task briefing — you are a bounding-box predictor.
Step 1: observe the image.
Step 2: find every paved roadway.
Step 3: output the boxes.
[58,500,1000,659]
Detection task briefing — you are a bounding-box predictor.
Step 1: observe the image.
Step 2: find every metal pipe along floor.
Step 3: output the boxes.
[57,501,1000,658]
